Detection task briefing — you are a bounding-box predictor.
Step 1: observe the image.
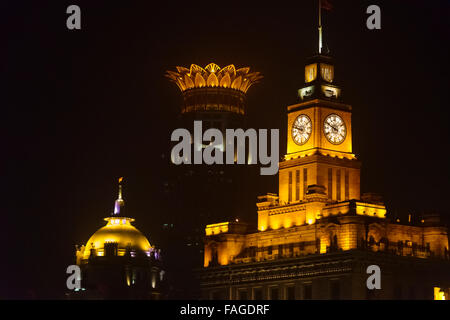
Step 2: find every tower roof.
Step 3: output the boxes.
[165,63,262,93]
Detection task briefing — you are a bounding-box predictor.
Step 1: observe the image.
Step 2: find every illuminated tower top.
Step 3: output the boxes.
[298,0,339,102]
[298,53,341,103]
[165,63,262,115]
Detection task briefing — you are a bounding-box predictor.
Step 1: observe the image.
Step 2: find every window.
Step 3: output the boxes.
[268,246,272,255]
[328,168,333,199]
[303,168,308,196]
[408,286,416,300]
[211,290,224,300]
[287,286,296,300]
[211,246,218,265]
[394,285,402,300]
[304,284,312,300]
[331,234,338,250]
[238,290,248,300]
[336,169,341,201]
[330,280,340,300]
[366,288,376,300]
[288,171,292,202]
[270,287,279,300]
[289,243,294,255]
[278,244,283,257]
[305,63,317,82]
[397,240,403,254]
[345,170,349,200]
[295,170,300,201]
[422,287,431,300]
[253,288,263,300]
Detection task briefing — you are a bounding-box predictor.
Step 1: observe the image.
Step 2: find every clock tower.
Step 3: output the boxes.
[279,54,360,206]
[200,3,450,300]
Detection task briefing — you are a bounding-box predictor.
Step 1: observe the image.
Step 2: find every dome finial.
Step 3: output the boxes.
[113,177,125,215]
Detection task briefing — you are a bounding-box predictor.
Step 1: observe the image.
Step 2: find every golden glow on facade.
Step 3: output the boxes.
[205,222,230,236]
[256,201,387,233]
[203,56,449,271]
[434,287,448,300]
[355,202,386,218]
[205,210,449,267]
[286,103,355,159]
[165,63,262,93]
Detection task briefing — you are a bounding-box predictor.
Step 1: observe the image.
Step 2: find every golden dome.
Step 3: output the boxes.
[82,217,152,260]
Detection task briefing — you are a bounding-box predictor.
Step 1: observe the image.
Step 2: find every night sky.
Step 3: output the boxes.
[3,1,449,298]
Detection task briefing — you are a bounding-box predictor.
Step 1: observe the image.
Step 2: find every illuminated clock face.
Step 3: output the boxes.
[324,114,346,144]
[292,114,312,145]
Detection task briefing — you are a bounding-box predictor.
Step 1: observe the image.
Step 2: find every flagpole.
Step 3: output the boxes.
[319,0,322,54]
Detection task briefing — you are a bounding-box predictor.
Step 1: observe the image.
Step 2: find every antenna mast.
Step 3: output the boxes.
[319,0,323,54]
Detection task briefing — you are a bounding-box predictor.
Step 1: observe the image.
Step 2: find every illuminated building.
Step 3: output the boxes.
[165,63,262,116]
[69,179,165,299]
[161,63,261,298]
[199,54,450,300]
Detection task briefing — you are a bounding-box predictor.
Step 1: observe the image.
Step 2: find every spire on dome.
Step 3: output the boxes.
[113,177,125,215]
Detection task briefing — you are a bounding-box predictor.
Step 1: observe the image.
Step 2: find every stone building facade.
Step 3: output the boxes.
[199,54,450,300]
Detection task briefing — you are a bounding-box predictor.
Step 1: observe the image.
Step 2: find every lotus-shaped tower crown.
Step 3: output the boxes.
[166,63,262,93]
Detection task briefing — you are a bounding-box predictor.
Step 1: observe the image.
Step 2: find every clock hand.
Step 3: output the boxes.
[327,123,338,132]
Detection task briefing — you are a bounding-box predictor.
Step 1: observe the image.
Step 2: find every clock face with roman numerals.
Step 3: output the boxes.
[292,114,312,145]
[324,114,346,144]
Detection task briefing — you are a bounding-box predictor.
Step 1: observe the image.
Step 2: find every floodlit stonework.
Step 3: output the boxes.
[199,54,450,300]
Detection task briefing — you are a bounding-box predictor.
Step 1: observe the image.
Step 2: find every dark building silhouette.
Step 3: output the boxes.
[161,63,262,298]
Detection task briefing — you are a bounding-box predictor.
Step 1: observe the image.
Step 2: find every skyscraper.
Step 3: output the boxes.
[161,63,262,298]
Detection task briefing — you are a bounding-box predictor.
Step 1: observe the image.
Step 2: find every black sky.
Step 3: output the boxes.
[3,0,450,298]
